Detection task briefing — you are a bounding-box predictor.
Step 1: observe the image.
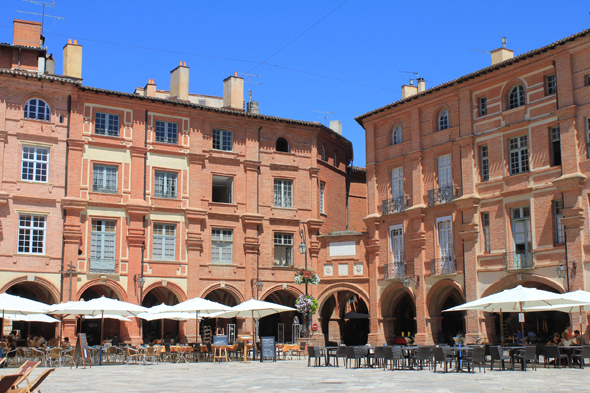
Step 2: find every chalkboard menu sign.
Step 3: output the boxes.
[71,333,92,369]
[213,335,229,346]
[260,336,276,362]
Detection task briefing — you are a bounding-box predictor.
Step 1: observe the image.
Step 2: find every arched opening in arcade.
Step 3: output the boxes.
[320,290,369,346]
[203,288,239,340]
[260,290,299,344]
[78,285,121,346]
[380,285,416,345]
[141,286,181,342]
[6,281,58,343]
[427,282,465,345]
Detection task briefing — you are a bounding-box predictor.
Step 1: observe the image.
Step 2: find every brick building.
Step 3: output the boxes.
[0,20,368,345]
[356,29,590,345]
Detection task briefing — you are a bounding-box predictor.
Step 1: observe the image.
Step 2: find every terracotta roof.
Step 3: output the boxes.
[349,166,366,173]
[0,68,82,84]
[355,27,590,125]
[0,42,46,51]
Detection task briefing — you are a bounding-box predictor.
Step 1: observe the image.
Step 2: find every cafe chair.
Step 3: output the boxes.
[514,346,536,371]
[412,346,432,371]
[125,347,142,365]
[0,374,23,393]
[468,347,486,373]
[11,368,55,393]
[345,347,364,369]
[307,346,324,367]
[431,347,453,373]
[544,346,568,368]
[328,346,347,367]
[48,347,63,367]
[372,346,385,368]
[489,346,512,371]
[572,345,590,368]
[29,349,46,368]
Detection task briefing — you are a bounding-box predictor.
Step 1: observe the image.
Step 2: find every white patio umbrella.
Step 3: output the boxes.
[3,313,59,342]
[85,314,132,322]
[0,293,49,340]
[524,290,590,331]
[137,303,196,340]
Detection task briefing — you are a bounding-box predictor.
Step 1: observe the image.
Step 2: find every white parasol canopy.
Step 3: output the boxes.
[4,313,58,323]
[0,293,49,315]
[212,299,296,319]
[85,314,132,322]
[524,290,590,313]
[166,297,232,315]
[47,297,147,317]
[137,303,195,321]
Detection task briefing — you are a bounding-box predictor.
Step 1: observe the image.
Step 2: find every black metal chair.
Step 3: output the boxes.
[373,346,385,368]
[382,346,394,370]
[544,345,568,368]
[393,346,405,369]
[513,346,536,371]
[572,345,590,369]
[535,344,545,365]
[307,346,323,367]
[468,346,486,373]
[432,347,453,373]
[489,346,512,370]
[327,346,347,367]
[412,346,432,370]
[345,347,363,369]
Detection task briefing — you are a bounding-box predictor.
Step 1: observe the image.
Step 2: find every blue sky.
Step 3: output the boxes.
[2,1,589,166]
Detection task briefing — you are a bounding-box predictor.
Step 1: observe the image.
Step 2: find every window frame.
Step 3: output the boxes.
[152,223,176,261]
[319,181,325,215]
[212,129,233,151]
[553,200,565,245]
[508,85,526,110]
[545,74,557,95]
[389,223,404,264]
[479,97,487,116]
[481,212,491,253]
[154,170,178,199]
[480,145,489,182]
[212,175,234,204]
[320,146,326,161]
[94,112,120,137]
[550,126,561,167]
[155,120,179,144]
[274,179,293,208]
[508,135,529,175]
[436,215,453,259]
[510,206,532,252]
[18,214,46,254]
[24,98,51,121]
[92,164,119,194]
[333,152,338,167]
[21,145,49,183]
[273,233,293,267]
[391,167,404,198]
[392,125,402,145]
[438,109,449,131]
[211,228,233,265]
[90,219,117,263]
[437,154,452,188]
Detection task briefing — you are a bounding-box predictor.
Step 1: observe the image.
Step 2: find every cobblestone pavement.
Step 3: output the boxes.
[14,359,590,392]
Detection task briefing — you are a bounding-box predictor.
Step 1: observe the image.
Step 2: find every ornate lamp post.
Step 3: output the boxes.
[557,260,577,292]
[298,222,309,337]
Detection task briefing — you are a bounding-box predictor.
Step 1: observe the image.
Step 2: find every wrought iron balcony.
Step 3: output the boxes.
[503,250,535,271]
[431,256,456,276]
[89,258,117,274]
[92,184,118,194]
[427,185,461,207]
[154,190,177,199]
[384,261,406,280]
[382,196,408,215]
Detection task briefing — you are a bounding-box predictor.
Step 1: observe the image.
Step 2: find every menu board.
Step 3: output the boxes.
[72,333,92,369]
[260,336,276,362]
[213,335,229,346]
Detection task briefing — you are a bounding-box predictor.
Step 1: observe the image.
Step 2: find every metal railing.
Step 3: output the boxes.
[154,190,177,199]
[427,185,461,207]
[382,196,408,215]
[92,184,118,194]
[430,256,456,276]
[89,258,117,274]
[503,250,535,271]
[384,261,406,280]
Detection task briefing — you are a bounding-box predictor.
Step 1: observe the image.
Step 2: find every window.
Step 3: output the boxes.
[212,175,233,204]
[550,126,561,167]
[438,154,452,188]
[390,225,404,264]
[438,109,449,131]
[24,99,50,121]
[211,229,233,264]
[154,171,177,198]
[479,97,487,116]
[153,224,176,260]
[392,125,402,145]
[274,233,293,267]
[95,113,120,137]
[509,135,529,175]
[276,137,289,152]
[482,212,490,253]
[274,179,293,208]
[508,85,525,109]
[391,167,404,198]
[333,152,338,167]
[21,146,49,182]
[90,220,117,272]
[18,214,45,254]
[213,129,233,151]
[554,200,565,244]
[585,75,590,87]
[155,121,178,144]
[511,206,531,256]
[546,74,557,95]
[481,145,489,182]
[92,164,118,193]
[437,217,453,260]
[319,181,325,214]
[320,146,326,161]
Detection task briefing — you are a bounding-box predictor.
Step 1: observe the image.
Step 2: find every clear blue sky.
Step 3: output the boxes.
[2,1,589,166]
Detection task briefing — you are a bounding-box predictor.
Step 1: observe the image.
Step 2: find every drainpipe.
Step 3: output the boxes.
[346,158,353,231]
[59,95,72,303]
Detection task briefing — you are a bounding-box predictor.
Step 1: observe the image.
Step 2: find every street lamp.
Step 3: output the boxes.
[134,274,145,290]
[402,275,420,289]
[557,260,576,291]
[299,222,309,337]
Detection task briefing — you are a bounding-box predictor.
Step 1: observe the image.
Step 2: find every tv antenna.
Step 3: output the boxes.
[17,0,65,36]
[312,110,336,125]
[472,37,507,55]
[400,70,420,79]
[238,72,261,104]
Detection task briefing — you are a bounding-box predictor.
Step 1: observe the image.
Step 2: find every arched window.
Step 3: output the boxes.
[392,125,402,145]
[438,109,449,131]
[320,146,326,161]
[276,137,289,153]
[509,85,525,109]
[333,152,338,167]
[24,98,51,121]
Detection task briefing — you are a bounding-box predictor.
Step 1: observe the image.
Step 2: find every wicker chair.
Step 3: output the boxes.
[30,348,46,367]
[48,347,63,367]
[126,347,143,365]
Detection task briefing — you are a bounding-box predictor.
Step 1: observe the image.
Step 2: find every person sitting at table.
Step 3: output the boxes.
[62,337,71,348]
[564,324,573,339]
[514,330,523,344]
[49,337,58,347]
[560,332,572,347]
[571,330,586,346]
[163,332,172,344]
[547,333,561,345]
[38,336,46,347]
[5,336,16,358]
[31,336,39,347]
[111,334,121,346]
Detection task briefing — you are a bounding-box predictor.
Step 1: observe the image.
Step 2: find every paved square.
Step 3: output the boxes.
[17,359,590,392]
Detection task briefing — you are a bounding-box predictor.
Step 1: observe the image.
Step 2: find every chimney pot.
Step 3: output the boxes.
[73,40,78,45]
[417,78,426,93]
[329,120,342,135]
[401,84,418,99]
[144,78,157,97]
[223,74,245,111]
[234,71,238,77]
[68,39,72,44]
[179,61,182,66]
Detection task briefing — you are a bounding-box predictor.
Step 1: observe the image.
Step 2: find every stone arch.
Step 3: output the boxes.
[1,276,60,305]
[379,282,415,318]
[426,279,465,317]
[201,283,245,304]
[142,281,187,303]
[21,92,56,114]
[76,279,127,302]
[317,283,370,316]
[481,273,565,298]
[260,284,303,301]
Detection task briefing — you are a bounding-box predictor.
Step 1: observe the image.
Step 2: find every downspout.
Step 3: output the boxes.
[256,126,262,298]
[18,48,21,69]
[60,95,72,303]
[346,157,353,231]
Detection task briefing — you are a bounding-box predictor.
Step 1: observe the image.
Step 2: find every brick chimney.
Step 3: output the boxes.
[13,20,42,48]
[63,39,82,79]
[223,72,244,111]
[144,79,156,97]
[170,61,189,101]
[417,78,426,93]
[491,37,513,65]
[401,80,418,99]
[329,120,342,135]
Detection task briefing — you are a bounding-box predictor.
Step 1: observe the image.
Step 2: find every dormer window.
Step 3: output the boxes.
[320,146,326,161]
[392,125,402,145]
[438,109,449,131]
[509,85,525,109]
[24,99,51,121]
[276,137,289,153]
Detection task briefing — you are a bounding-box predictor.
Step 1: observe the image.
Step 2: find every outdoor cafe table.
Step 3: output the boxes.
[323,346,339,366]
[170,345,192,363]
[558,346,583,368]
[448,346,475,372]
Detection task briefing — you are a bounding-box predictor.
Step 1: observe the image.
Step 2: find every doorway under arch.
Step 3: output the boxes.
[260,290,299,343]
[203,289,239,339]
[6,281,58,342]
[78,285,121,346]
[141,286,181,342]
[320,290,369,346]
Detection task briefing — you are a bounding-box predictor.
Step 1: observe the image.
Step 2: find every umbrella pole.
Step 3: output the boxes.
[519,303,525,346]
[100,311,104,366]
[161,319,164,341]
[1,310,3,340]
[500,310,504,346]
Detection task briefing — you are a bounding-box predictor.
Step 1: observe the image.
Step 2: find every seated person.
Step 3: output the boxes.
[564,324,573,339]
[163,332,172,344]
[560,332,572,347]
[547,333,561,346]
[111,334,121,346]
[571,330,586,346]
[38,336,46,347]
[62,337,71,348]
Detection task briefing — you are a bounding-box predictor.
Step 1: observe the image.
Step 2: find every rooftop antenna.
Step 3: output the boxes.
[17,0,65,36]
[472,37,507,55]
[238,72,261,105]
[400,70,419,79]
[312,110,335,125]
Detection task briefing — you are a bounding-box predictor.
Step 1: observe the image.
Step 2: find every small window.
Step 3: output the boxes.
[479,97,487,116]
[320,146,326,161]
[95,113,120,137]
[276,137,289,152]
[213,129,233,151]
[155,121,178,144]
[554,200,564,244]
[508,85,525,109]
[212,229,233,264]
[438,109,449,131]
[274,179,293,208]
[509,135,529,175]
[319,181,325,214]
[24,98,51,121]
[482,212,490,253]
[212,175,233,204]
[21,146,49,183]
[392,125,402,145]
[92,164,118,193]
[550,126,561,167]
[481,145,489,182]
[154,171,177,198]
[18,214,46,254]
[198,99,207,106]
[153,224,176,260]
[585,75,590,87]
[274,233,293,267]
[546,74,557,95]
[333,152,338,167]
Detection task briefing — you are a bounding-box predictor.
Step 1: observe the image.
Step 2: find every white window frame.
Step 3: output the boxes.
[510,206,532,252]
[155,120,179,144]
[211,228,233,264]
[554,200,565,245]
[24,98,51,121]
[438,154,452,188]
[392,125,402,145]
[274,233,293,267]
[509,135,529,175]
[95,112,120,137]
[90,219,117,263]
[213,129,233,151]
[509,85,525,109]
[391,167,404,198]
[274,179,293,208]
[21,146,49,183]
[436,215,453,260]
[438,109,449,131]
[389,224,404,264]
[92,164,119,193]
[154,171,177,199]
[153,223,176,261]
[18,214,46,254]
[319,181,325,214]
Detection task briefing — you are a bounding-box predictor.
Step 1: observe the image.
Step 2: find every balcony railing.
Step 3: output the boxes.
[92,185,118,194]
[431,256,456,276]
[503,251,535,271]
[154,190,177,199]
[384,261,406,280]
[382,196,408,215]
[89,258,117,274]
[427,185,461,207]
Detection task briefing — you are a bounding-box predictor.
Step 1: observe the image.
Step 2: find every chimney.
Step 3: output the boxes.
[144,79,156,97]
[329,120,342,135]
[490,37,513,65]
[223,72,244,111]
[170,61,189,101]
[13,20,42,48]
[401,79,418,99]
[247,100,259,114]
[63,39,82,79]
[45,54,55,74]
[417,78,426,93]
